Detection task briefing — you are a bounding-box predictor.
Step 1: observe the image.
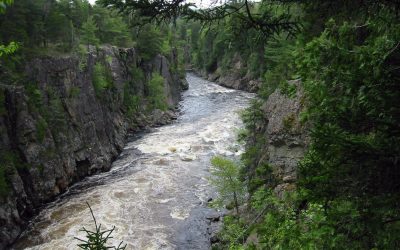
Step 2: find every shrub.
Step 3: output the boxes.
[129,66,144,82]
[47,92,67,128]
[76,45,89,71]
[279,81,297,98]
[92,62,112,97]
[123,92,141,116]
[26,83,43,111]
[147,73,167,111]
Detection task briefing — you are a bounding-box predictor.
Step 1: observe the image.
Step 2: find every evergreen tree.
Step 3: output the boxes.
[0,0,17,58]
[135,24,163,61]
[209,156,244,214]
[80,16,99,47]
[92,6,132,47]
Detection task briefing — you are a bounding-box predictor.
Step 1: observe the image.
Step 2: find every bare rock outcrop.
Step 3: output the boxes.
[246,80,309,195]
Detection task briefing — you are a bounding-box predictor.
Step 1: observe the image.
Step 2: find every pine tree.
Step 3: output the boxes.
[80,16,99,47]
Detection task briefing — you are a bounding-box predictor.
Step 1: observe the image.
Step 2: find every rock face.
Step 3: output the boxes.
[0,45,185,249]
[192,53,262,92]
[246,80,309,195]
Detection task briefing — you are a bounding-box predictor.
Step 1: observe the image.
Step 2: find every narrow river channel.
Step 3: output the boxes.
[13,73,254,250]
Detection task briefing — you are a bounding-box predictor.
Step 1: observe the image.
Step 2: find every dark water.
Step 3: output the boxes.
[13,73,254,250]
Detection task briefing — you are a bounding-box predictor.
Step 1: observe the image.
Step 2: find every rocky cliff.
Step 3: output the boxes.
[192,53,262,93]
[193,64,308,193]
[244,80,309,196]
[0,45,185,249]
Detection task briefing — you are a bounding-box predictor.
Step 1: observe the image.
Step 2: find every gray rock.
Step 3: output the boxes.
[0,45,185,248]
[192,53,262,92]
[247,80,310,195]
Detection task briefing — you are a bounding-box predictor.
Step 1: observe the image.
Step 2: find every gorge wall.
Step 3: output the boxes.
[195,59,309,195]
[191,53,262,93]
[193,58,309,195]
[244,80,309,196]
[0,46,185,248]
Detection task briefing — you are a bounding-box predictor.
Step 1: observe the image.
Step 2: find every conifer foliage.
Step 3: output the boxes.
[174,1,400,249]
[75,203,126,250]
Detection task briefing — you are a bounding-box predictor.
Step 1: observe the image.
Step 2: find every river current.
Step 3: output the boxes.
[13,73,254,250]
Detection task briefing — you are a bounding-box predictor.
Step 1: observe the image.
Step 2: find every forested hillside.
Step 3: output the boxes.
[174,1,400,249]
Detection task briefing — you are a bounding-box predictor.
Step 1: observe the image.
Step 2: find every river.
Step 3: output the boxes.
[13,73,254,250]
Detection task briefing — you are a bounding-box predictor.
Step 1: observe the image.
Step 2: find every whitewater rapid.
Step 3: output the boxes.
[13,73,254,250]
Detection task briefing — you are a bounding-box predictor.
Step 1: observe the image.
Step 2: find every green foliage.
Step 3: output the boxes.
[129,66,144,82]
[294,16,400,248]
[98,0,300,40]
[0,0,137,56]
[259,37,297,100]
[238,99,273,194]
[248,189,342,249]
[136,24,163,61]
[215,215,247,249]
[205,2,400,250]
[75,203,126,250]
[247,52,262,78]
[240,100,264,133]
[0,41,18,58]
[69,86,81,98]
[123,80,141,116]
[0,1,17,59]
[92,6,133,47]
[124,94,141,116]
[279,81,297,98]
[76,45,89,71]
[26,83,43,111]
[161,39,171,56]
[146,73,167,111]
[209,156,245,214]
[92,62,112,98]
[47,97,67,130]
[81,16,100,47]
[0,0,13,13]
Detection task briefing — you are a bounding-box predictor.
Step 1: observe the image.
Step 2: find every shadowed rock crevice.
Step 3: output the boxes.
[75,159,91,180]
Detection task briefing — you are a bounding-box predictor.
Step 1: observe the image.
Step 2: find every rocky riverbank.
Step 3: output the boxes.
[192,69,309,195]
[0,45,186,249]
